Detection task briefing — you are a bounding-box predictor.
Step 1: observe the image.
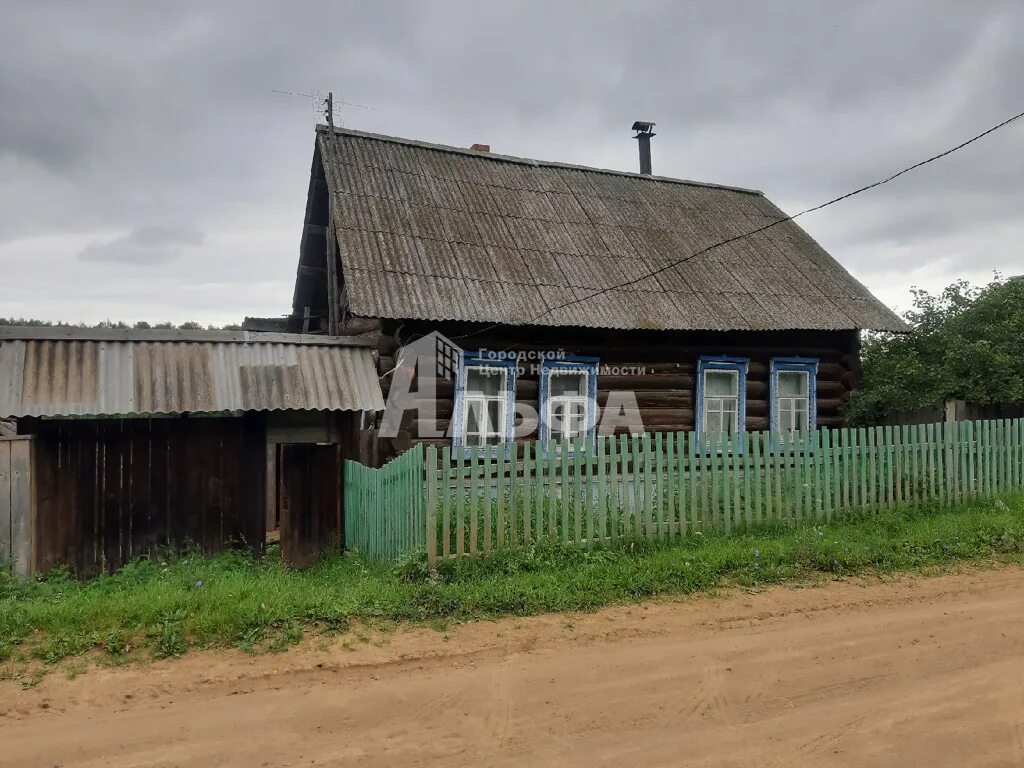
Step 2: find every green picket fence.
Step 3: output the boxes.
[421,418,1024,565]
[341,419,1024,564]
[344,444,426,560]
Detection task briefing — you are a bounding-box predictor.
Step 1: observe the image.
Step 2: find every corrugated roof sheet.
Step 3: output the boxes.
[315,126,908,333]
[0,337,384,419]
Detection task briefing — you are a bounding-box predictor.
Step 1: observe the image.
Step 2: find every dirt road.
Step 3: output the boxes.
[3,567,1024,767]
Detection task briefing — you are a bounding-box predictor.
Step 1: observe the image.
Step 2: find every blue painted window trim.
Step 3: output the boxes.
[769,357,818,449]
[452,352,517,456]
[695,356,749,452]
[538,356,599,454]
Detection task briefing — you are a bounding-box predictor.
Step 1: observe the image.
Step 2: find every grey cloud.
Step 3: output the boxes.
[78,225,204,264]
[0,0,1022,321]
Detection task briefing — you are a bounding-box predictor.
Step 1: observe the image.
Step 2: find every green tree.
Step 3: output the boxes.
[848,276,1024,424]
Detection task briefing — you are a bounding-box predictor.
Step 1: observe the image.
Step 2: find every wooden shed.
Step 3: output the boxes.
[0,326,384,575]
[283,126,907,465]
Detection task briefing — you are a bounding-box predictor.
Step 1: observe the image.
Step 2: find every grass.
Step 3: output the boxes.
[1,493,1024,675]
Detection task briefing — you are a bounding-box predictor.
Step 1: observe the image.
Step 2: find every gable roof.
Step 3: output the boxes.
[310,125,907,333]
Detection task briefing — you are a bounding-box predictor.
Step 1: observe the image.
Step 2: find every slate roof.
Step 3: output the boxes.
[315,126,907,332]
[0,328,384,418]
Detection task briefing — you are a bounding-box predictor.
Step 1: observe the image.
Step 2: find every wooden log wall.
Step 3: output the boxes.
[26,415,266,577]
[371,321,860,465]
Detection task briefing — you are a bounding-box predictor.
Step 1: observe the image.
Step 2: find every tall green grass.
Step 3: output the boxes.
[2,494,1023,668]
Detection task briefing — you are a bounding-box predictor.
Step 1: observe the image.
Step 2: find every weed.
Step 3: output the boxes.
[64,660,87,680]
[0,494,1021,668]
[152,611,188,659]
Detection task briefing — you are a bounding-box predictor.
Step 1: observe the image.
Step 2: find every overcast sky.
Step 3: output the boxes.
[2,1,1022,326]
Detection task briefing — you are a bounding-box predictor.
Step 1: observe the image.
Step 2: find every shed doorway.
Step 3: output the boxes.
[276,443,343,568]
[266,413,357,569]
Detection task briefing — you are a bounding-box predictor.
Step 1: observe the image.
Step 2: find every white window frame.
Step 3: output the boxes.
[696,356,749,450]
[539,358,599,450]
[703,369,740,435]
[769,358,818,445]
[545,370,591,443]
[457,363,511,448]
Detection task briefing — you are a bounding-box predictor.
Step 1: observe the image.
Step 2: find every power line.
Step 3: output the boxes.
[452,107,1024,342]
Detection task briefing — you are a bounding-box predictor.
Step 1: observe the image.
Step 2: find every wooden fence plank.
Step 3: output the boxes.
[470,447,481,556]
[665,433,676,539]
[772,431,784,521]
[612,435,623,538]
[455,448,465,557]
[733,433,745,529]
[584,438,595,547]
[957,420,968,503]
[572,437,584,546]
[526,442,537,544]
[426,446,438,566]
[441,447,452,558]
[483,446,494,556]
[608,435,619,544]
[0,441,11,571]
[10,439,33,578]
[750,431,762,524]
[762,432,773,522]
[622,434,635,538]
[641,433,653,540]
[546,443,557,540]
[978,421,987,499]
[675,433,688,535]
[822,428,834,521]
[692,434,700,536]
[558,440,569,542]
[1011,417,1019,489]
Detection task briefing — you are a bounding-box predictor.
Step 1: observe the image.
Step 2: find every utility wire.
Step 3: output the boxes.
[452,108,1024,342]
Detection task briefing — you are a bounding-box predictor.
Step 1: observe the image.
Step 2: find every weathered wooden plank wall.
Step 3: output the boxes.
[26,416,266,576]
[0,436,34,578]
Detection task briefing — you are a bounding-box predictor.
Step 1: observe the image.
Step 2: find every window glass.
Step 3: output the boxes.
[461,365,509,447]
[705,371,737,397]
[775,370,810,439]
[777,370,806,397]
[545,367,593,444]
[702,369,739,437]
[550,371,586,397]
[466,367,504,396]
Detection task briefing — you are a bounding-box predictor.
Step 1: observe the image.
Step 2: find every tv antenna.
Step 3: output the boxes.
[272,88,376,126]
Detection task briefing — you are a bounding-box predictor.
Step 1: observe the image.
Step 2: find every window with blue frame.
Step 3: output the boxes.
[452,353,517,449]
[696,357,748,441]
[770,358,817,441]
[539,357,599,445]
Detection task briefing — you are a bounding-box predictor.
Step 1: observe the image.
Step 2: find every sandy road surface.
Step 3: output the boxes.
[3,567,1024,767]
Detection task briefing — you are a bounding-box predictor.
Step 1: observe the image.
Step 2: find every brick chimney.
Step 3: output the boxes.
[470,143,491,153]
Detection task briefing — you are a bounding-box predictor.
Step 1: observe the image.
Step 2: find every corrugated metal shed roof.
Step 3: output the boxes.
[313,126,907,333]
[0,331,384,419]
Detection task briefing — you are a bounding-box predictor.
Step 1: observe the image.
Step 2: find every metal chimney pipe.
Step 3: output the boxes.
[632,121,656,175]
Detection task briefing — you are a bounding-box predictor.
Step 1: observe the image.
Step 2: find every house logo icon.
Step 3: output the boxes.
[380,331,462,439]
[417,331,461,383]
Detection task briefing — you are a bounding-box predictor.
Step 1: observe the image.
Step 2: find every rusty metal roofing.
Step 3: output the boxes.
[0,333,384,419]
[312,126,907,333]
